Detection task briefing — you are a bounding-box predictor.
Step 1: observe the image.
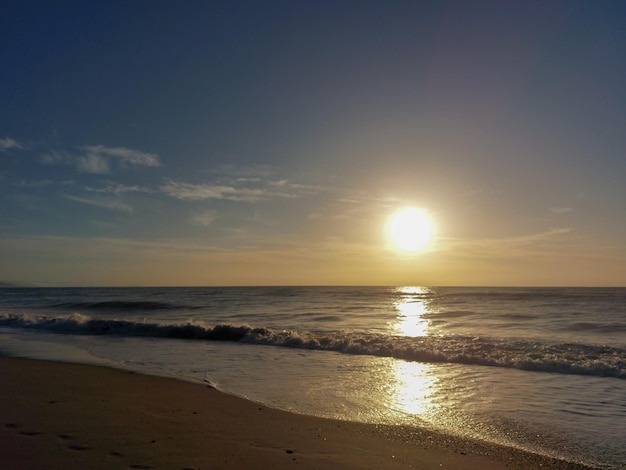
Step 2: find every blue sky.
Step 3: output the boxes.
[1,0,625,286]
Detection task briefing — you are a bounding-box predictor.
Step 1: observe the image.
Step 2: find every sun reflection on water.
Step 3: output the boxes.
[384,287,440,418]
[388,360,439,417]
[391,286,431,337]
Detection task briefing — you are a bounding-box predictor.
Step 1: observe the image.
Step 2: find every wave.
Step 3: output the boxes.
[1,312,624,380]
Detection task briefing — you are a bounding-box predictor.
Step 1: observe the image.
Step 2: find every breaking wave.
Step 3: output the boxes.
[1,312,624,379]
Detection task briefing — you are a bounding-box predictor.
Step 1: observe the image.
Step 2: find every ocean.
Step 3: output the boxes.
[0,286,624,468]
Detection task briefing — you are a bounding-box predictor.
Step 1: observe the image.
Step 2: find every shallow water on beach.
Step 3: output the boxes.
[1,286,625,468]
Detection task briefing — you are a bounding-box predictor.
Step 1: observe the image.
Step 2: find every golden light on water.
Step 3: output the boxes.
[389,360,439,416]
[387,207,435,253]
[381,287,438,417]
[392,286,430,337]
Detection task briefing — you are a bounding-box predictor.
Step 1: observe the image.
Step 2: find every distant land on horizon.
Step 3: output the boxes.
[0,281,44,288]
[0,281,20,288]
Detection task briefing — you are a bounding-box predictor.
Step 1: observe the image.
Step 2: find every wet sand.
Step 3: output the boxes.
[0,356,593,469]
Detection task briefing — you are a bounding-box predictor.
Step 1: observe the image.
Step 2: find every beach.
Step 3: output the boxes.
[1,356,597,470]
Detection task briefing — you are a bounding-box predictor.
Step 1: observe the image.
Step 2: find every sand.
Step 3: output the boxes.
[0,356,594,470]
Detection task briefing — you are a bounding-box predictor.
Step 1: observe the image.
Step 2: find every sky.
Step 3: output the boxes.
[1,0,625,287]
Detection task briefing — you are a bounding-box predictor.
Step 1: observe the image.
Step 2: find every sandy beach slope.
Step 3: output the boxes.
[0,357,594,469]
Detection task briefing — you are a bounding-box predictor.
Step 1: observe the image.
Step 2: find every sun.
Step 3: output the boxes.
[387,207,435,253]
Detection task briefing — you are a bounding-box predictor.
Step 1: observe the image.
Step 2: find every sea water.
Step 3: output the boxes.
[0,286,624,468]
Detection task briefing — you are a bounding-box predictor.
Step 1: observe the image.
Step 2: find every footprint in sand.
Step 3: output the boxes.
[58,434,75,440]
[68,444,90,451]
[128,465,154,469]
[6,423,44,436]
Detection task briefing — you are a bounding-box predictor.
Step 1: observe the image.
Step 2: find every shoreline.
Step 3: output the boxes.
[0,356,596,469]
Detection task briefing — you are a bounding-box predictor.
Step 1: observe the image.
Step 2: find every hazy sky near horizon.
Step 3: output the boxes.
[1,0,625,287]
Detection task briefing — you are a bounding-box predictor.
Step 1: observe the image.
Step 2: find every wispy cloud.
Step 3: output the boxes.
[269,179,328,193]
[161,165,328,203]
[441,228,574,258]
[41,144,160,174]
[0,137,24,151]
[77,154,110,173]
[81,145,160,168]
[41,149,109,174]
[86,183,150,194]
[161,181,249,201]
[192,210,218,226]
[64,194,133,213]
[161,179,302,202]
[41,149,70,165]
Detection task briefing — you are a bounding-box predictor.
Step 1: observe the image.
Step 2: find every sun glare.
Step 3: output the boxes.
[387,207,435,253]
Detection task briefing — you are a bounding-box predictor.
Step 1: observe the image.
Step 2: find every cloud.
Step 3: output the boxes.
[41,149,109,174]
[86,183,150,194]
[64,194,133,213]
[161,179,291,202]
[41,149,69,165]
[41,145,160,173]
[161,169,326,203]
[192,210,218,226]
[81,145,161,167]
[0,137,24,151]
[161,181,244,201]
[269,179,328,193]
[441,228,574,258]
[77,154,110,174]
